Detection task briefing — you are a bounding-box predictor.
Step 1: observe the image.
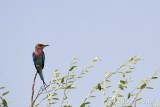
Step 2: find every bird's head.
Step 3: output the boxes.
[35,43,49,51]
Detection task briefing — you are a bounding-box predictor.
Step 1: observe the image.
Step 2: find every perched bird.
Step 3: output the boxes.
[32,43,49,87]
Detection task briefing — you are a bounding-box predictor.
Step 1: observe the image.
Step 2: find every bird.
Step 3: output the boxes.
[32,43,49,87]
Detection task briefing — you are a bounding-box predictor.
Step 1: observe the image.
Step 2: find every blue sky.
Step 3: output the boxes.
[0,0,160,107]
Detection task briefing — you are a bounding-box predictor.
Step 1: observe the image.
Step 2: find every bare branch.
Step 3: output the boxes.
[30,72,50,107]
[30,72,37,107]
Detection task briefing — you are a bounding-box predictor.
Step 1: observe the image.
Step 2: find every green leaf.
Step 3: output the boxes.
[135,98,142,101]
[84,70,89,72]
[106,86,111,88]
[117,94,124,97]
[120,80,127,84]
[47,94,52,99]
[97,84,102,91]
[2,99,8,107]
[146,87,154,89]
[0,87,5,90]
[2,91,9,96]
[52,98,59,100]
[126,71,132,73]
[129,57,134,62]
[128,93,131,99]
[140,83,146,89]
[85,102,90,104]
[63,95,67,100]
[104,98,108,103]
[106,80,111,82]
[35,104,39,107]
[152,77,158,79]
[118,84,124,90]
[88,66,93,68]
[80,103,85,107]
[49,102,57,105]
[123,85,127,88]
[82,69,88,73]
[69,66,77,71]
[129,67,135,69]
[52,93,58,96]
[63,105,71,107]
[89,96,96,98]
[66,85,76,89]
[66,85,72,89]
[80,102,90,107]
[78,76,83,78]
[61,77,65,83]
[124,106,132,107]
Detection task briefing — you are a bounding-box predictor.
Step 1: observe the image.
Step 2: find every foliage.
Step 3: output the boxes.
[0,87,9,107]
[30,56,159,107]
[30,57,100,107]
[82,56,159,107]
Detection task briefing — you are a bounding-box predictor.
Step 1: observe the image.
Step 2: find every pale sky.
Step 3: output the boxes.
[0,0,160,107]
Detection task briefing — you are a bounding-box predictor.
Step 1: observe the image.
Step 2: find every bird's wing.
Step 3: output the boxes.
[42,51,45,69]
[32,52,38,70]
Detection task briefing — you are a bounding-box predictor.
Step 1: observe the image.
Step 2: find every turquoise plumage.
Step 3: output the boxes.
[32,44,49,86]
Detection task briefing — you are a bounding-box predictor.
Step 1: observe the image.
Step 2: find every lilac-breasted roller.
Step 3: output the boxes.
[32,44,49,86]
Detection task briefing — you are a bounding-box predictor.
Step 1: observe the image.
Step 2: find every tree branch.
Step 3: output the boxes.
[30,72,51,107]
[30,72,37,107]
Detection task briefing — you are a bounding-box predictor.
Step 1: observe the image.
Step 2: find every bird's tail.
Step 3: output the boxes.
[38,70,47,86]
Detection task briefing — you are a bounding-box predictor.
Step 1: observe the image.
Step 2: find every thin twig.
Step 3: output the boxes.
[60,59,74,107]
[30,72,38,107]
[33,87,43,104]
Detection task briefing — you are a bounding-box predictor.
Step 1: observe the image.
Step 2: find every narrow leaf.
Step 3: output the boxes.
[66,85,72,89]
[35,104,39,107]
[106,80,111,82]
[97,84,102,91]
[135,98,143,101]
[126,71,132,73]
[80,102,90,107]
[2,99,8,107]
[2,91,9,96]
[146,87,154,89]
[118,84,124,90]
[61,77,65,83]
[69,66,77,71]
[52,93,58,96]
[152,77,158,79]
[78,76,83,78]
[0,87,5,90]
[63,105,71,107]
[52,98,59,100]
[128,93,131,99]
[120,80,126,84]
[88,66,93,68]
[117,94,124,97]
[106,86,111,88]
[140,83,146,89]
[90,96,96,98]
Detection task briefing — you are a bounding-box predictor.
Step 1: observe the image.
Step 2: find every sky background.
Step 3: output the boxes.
[0,0,160,107]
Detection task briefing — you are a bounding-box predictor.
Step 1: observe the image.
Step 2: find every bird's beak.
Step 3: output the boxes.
[43,45,49,48]
[45,45,49,47]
